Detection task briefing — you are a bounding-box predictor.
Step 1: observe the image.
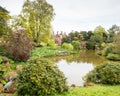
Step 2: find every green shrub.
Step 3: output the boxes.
[100,48,111,56]
[101,42,106,49]
[0,56,14,64]
[71,41,81,50]
[101,50,106,56]
[86,41,95,50]
[40,42,47,47]
[0,65,9,78]
[16,58,68,96]
[62,43,74,50]
[107,53,120,61]
[0,38,5,55]
[84,63,120,85]
[47,40,57,48]
[33,42,47,47]
[0,47,5,53]
[0,65,11,86]
[3,29,33,61]
[100,44,113,56]
[66,36,71,43]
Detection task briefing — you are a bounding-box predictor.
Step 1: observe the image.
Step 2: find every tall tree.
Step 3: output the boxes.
[20,0,54,43]
[0,6,10,36]
[108,25,120,42]
[87,31,93,40]
[93,26,107,42]
[80,31,88,41]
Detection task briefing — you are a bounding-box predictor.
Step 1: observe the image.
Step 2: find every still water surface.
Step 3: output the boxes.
[53,50,110,86]
[57,60,93,86]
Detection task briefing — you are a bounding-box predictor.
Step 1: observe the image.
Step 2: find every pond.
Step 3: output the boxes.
[51,50,112,86]
[57,60,94,86]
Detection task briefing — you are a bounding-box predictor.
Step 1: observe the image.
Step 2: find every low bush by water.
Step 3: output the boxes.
[84,62,120,85]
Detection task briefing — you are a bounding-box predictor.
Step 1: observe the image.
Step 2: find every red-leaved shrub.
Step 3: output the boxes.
[3,29,33,61]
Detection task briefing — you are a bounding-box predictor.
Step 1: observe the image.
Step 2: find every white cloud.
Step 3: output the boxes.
[1,0,120,33]
[0,0,24,15]
[46,0,120,33]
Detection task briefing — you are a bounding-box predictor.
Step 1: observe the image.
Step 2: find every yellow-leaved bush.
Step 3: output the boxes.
[16,58,68,96]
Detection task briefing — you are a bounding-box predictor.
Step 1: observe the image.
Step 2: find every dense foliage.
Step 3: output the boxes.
[84,63,120,85]
[71,41,81,50]
[3,29,33,61]
[98,32,120,61]
[30,47,75,59]
[0,6,10,37]
[47,40,57,48]
[15,0,54,44]
[112,32,120,54]
[16,58,68,96]
[0,57,15,88]
[107,53,120,61]
[61,25,120,52]
[107,25,119,42]
[62,43,74,50]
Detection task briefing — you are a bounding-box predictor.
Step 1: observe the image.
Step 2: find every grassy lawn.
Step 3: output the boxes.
[1,85,120,96]
[30,47,76,58]
[55,85,120,96]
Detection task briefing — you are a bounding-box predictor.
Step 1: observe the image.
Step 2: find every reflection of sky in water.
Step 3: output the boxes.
[57,60,94,86]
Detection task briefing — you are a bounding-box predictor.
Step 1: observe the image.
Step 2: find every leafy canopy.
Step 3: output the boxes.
[18,0,54,44]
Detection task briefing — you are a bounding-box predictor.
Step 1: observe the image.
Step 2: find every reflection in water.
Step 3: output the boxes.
[49,50,119,86]
[57,60,94,86]
[49,50,110,66]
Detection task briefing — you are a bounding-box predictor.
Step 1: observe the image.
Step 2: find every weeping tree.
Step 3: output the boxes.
[19,0,54,44]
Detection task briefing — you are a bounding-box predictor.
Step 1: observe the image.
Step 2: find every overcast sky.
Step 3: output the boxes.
[0,0,120,33]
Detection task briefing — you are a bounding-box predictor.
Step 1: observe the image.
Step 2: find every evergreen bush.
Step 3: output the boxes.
[62,43,74,50]
[71,41,81,50]
[107,53,120,61]
[84,63,120,85]
[86,41,95,50]
[16,58,68,96]
[47,40,57,48]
